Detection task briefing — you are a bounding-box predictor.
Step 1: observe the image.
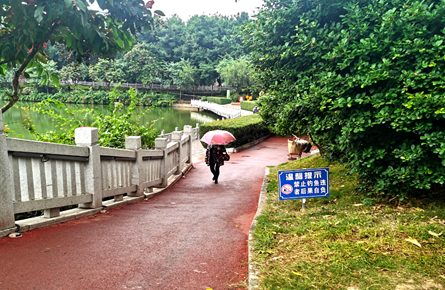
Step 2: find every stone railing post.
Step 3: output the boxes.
[125,136,144,197]
[0,110,15,233]
[75,127,102,209]
[196,123,200,140]
[156,138,169,187]
[172,131,183,174]
[183,125,193,163]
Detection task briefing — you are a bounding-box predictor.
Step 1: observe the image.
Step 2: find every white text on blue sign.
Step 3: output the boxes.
[278,168,330,200]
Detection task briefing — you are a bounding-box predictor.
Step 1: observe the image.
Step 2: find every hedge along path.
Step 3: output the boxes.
[0,136,293,290]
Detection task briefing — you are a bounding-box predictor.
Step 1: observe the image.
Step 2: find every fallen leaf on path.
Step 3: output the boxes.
[405,238,422,247]
[353,204,363,207]
[428,231,443,237]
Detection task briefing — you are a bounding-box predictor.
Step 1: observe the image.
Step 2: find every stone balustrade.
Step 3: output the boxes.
[0,109,195,237]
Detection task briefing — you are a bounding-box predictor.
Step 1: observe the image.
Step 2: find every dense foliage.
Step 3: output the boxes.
[0,0,162,113]
[141,14,249,86]
[199,114,270,148]
[240,101,257,111]
[206,97,232,105]
[216,56,256,92]
[27,88,159,149]
[0,87,175,107]
[242,0,445,196]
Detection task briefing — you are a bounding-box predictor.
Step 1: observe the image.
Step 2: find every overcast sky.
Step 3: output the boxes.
[154,0,265,20]
[90,0,265,21]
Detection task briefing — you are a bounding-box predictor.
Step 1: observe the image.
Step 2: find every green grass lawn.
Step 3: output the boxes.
[251,155,445,290]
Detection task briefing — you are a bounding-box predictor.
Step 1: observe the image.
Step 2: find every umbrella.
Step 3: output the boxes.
[200,130,236,145]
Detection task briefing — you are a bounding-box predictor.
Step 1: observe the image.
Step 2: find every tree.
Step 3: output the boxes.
[0,0,163,113]
[124,43,161,85]
[241,0,445,196]
[89,59,126,90]
[164,59,198,99]
[60,62,90,89]
[216,56,255,92]
[139,13,249,86]
[28,60,59,93]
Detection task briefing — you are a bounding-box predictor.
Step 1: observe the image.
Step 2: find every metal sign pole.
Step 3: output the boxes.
[302,199,306,213]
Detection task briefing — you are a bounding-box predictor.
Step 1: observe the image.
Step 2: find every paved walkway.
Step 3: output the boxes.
[0,137,308,290]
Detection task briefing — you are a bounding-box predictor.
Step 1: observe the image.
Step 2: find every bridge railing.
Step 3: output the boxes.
[0,110,196,236]
[190,100,241,119]
[3,79,237,92]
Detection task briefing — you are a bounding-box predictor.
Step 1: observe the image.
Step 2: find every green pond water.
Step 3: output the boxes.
[1,101,218,139]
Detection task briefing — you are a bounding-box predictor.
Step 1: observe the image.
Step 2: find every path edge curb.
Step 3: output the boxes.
[248,152,320,289]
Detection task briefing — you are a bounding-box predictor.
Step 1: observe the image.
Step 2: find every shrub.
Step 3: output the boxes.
[201,96,207,102]
[29,87,160,149]
[228,91,240,102]
[199,114,270,148]
[243,0,445,197]
[3,87,173,107]
[241,101,257,111]
[206,97,232,105]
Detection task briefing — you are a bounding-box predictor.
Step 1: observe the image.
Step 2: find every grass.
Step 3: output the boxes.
[252,155,445,290]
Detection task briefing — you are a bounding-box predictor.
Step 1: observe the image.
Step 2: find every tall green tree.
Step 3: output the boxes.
[0,0,163,113]
[124,43,161,85]
[216,56,255,92]
[139,13,249,86]
[89,59,126,89]
[60,62,90,88]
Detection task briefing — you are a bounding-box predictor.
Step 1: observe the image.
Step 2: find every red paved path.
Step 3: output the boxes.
[0,137,300,290]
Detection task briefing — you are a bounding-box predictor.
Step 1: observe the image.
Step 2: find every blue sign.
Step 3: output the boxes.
[278,168,330,200]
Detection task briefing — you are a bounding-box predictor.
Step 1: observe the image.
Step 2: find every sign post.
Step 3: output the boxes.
[278,168,330,212]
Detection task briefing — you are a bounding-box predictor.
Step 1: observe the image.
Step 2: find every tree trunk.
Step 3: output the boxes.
[308,133,324,156]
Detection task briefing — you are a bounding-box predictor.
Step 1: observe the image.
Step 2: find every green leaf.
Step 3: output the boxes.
[73,0,87,12]
[36,53,48,64]
[34,5,45,23]
[51,74,60,88]
[64,0,72,9]
[154,10,165,16]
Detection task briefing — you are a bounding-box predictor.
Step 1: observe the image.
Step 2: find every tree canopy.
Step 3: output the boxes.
[0,0,163,112]
[242,0,445,196]
[141,13,249,85]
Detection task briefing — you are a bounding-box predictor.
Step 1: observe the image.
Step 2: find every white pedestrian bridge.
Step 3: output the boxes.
[191,100,241,120]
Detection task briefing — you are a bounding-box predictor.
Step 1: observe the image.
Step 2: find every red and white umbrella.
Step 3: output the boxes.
[200,130,236,145]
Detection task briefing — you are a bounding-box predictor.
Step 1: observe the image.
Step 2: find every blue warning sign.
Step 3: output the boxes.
[278,168,330,200]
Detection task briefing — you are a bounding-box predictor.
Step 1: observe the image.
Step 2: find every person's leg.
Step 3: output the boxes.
[214,164,220,184]
[209,162,217,180]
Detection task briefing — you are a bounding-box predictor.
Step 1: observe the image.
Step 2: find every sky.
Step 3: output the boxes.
[90,0,265,21]
[153,0,265,20]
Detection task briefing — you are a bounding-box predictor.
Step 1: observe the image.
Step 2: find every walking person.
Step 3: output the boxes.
[205,145,228,184]
[201,129,235,184]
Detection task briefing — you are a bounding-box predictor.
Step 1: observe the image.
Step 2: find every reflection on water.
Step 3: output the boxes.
[190,111,218,124]
[1,102,218,139]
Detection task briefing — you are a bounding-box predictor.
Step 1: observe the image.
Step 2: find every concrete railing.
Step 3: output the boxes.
[191,100,242,119]
[0,110,195,235]
[3,79,237,92]
[159,124,199,143]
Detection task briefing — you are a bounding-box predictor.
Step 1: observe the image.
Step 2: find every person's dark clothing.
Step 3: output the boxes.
[205,145,226,184]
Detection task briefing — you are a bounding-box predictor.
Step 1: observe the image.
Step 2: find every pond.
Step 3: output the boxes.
[0,101,218,139]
